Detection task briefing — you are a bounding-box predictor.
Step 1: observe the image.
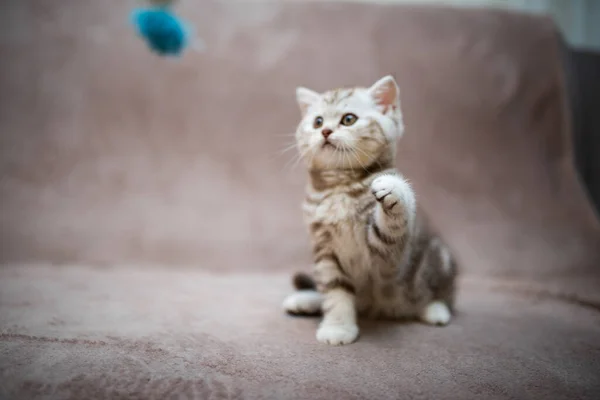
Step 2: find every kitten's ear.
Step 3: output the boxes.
[368,75,400,110]
[296,87,320,116]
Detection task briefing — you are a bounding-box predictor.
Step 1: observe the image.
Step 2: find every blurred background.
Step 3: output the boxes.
[1,0,598,271]
[338,0,600,50]
[1,1,600,399]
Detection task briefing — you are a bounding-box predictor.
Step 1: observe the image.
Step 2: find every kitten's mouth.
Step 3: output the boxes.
[322,141,339,150]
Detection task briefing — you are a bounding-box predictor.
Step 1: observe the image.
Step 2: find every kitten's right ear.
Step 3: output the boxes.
[296,87,320,117]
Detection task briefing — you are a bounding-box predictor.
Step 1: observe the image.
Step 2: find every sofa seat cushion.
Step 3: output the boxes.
[1,264,599,400]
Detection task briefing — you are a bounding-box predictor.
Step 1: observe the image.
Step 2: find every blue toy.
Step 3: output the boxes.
[130,0,199,57]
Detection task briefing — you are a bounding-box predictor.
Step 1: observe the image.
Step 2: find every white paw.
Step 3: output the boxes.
[420,301,452,326]
[282,291,323,315]
[370,175,415,214]
[316,323,359,345]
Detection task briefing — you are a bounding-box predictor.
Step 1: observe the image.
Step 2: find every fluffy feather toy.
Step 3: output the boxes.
[130,0,201,57]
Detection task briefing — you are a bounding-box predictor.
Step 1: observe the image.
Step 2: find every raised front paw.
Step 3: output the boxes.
[370,175,415,214]
[316,323,359,345]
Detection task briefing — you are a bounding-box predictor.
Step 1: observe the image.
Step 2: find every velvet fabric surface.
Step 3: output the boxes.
[1,1,599,399]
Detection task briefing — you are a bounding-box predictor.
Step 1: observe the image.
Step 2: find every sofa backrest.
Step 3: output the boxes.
[1,1,598,298]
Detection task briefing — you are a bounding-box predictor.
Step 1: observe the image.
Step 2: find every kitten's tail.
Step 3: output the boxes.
[292,272,317,291]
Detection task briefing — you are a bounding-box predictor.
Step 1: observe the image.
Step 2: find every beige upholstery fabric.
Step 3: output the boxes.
[1,1,599,399]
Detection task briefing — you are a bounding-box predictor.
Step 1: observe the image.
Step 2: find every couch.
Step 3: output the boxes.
[1,1,599,399]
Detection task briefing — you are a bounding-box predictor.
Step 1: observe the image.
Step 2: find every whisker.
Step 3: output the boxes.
[349,148,368,173]
[283,152,301,172]
[282,145,304,167]
[353,145,380,170]
[269,139,302,161]
[282,153,296,170]
[284,149,311,180]
[293,148,308,169]
[275,143,299,155]
[343,147,352,169]
[303,143,316,173]
[283,145,311,173]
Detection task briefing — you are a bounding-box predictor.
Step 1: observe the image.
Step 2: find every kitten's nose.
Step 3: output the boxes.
[321,128,333,139]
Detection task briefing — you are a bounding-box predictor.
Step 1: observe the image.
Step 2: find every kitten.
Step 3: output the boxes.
[282,76,458,345]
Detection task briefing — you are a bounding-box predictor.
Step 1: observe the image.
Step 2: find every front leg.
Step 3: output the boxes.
[368,174,416,256]
[314,256,359,346]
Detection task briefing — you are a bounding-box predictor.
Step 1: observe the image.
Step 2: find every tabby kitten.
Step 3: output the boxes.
[282,76,458,346]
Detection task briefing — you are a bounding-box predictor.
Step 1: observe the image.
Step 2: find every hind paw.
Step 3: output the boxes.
[420,301,451,326]
[282,291,323,316]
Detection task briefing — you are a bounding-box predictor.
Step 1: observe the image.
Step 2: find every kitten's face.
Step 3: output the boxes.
[294,76,404,170]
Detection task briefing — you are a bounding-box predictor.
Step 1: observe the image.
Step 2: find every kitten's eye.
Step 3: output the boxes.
[313,116,324,129]
[340,113,358,126]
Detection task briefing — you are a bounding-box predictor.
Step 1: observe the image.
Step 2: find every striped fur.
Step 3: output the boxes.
[284,76,458,345]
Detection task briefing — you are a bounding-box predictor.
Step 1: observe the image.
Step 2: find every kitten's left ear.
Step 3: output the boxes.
[368,75,400,110]
[296,87,321,117]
